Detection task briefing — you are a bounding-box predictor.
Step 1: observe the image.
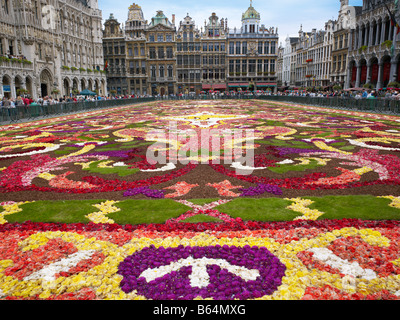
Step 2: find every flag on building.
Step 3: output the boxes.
[385,3,400,34]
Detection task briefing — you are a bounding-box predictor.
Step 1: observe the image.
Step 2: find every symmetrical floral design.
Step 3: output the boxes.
[0,220,398,300]
[1,100,400,300]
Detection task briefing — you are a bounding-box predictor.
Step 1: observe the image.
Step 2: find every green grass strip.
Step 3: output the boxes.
[215,198,299,222]
[3,196,399,225]
[308,195,400,221]
[108,199,190,225]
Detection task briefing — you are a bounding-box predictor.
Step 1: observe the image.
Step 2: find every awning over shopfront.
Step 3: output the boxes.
[212,84,227,90]
[228,83,248,88]
[202,84,212,90]
[256,83,277,88]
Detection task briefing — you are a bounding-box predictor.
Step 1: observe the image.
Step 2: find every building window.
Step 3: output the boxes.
[159,65,164,78]
[242,60,247,73]
[264,59,269,73]
[136,61,140,74]
[158,47,164,59]
[249,59,256,73]
[229,60,234,73]
[142,61,146,74]
[166,34,172,42]
[236,42,241,54]
[258,42,263,54]
[167,65,173,78]
[4,0,9,14]
[149,47,156,59]
[157,34,164,42]
[149,34,155,42]
[151,65,156,78]
[129,61,134,74]
[264,42,269,54]
[333,56,337,72]
[257,60,263,73]
[229,42,234,55]
[270,60,275,72]
[166,46,173,58]
[242,42,247,55]
[271,42,276,54]
[235,60,241,73]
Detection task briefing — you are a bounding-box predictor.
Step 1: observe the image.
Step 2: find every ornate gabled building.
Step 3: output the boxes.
[103,14,127,95]
[146,10,177,96]
[103,4,149,96]
[0,0,106,100]
[102,1,279,96]
[201,12,228,92]
[331,0,359,87]
[227,1,279,91]
[281,37,299,87]
[176,14,202,94]
[125,4,148,95]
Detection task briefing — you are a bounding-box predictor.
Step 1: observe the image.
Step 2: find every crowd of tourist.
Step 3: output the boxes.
[0,94,119,108]
[1,87,400,110]
[275,89,400,100]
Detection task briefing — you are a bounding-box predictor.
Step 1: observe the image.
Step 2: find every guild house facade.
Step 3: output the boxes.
[102,1,279,96]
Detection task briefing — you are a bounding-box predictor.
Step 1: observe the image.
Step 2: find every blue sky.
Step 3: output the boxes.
[98,0,363,44]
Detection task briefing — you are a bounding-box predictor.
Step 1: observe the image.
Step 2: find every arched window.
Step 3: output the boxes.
[159,65,164,78]
[168,65,173,78]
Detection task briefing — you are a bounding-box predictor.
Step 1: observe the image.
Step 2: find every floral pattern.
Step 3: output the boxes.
[0,220,398,300]
[1,100,400,300]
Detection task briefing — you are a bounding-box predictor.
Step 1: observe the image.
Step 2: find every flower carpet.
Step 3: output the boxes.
[0,99,400,300]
